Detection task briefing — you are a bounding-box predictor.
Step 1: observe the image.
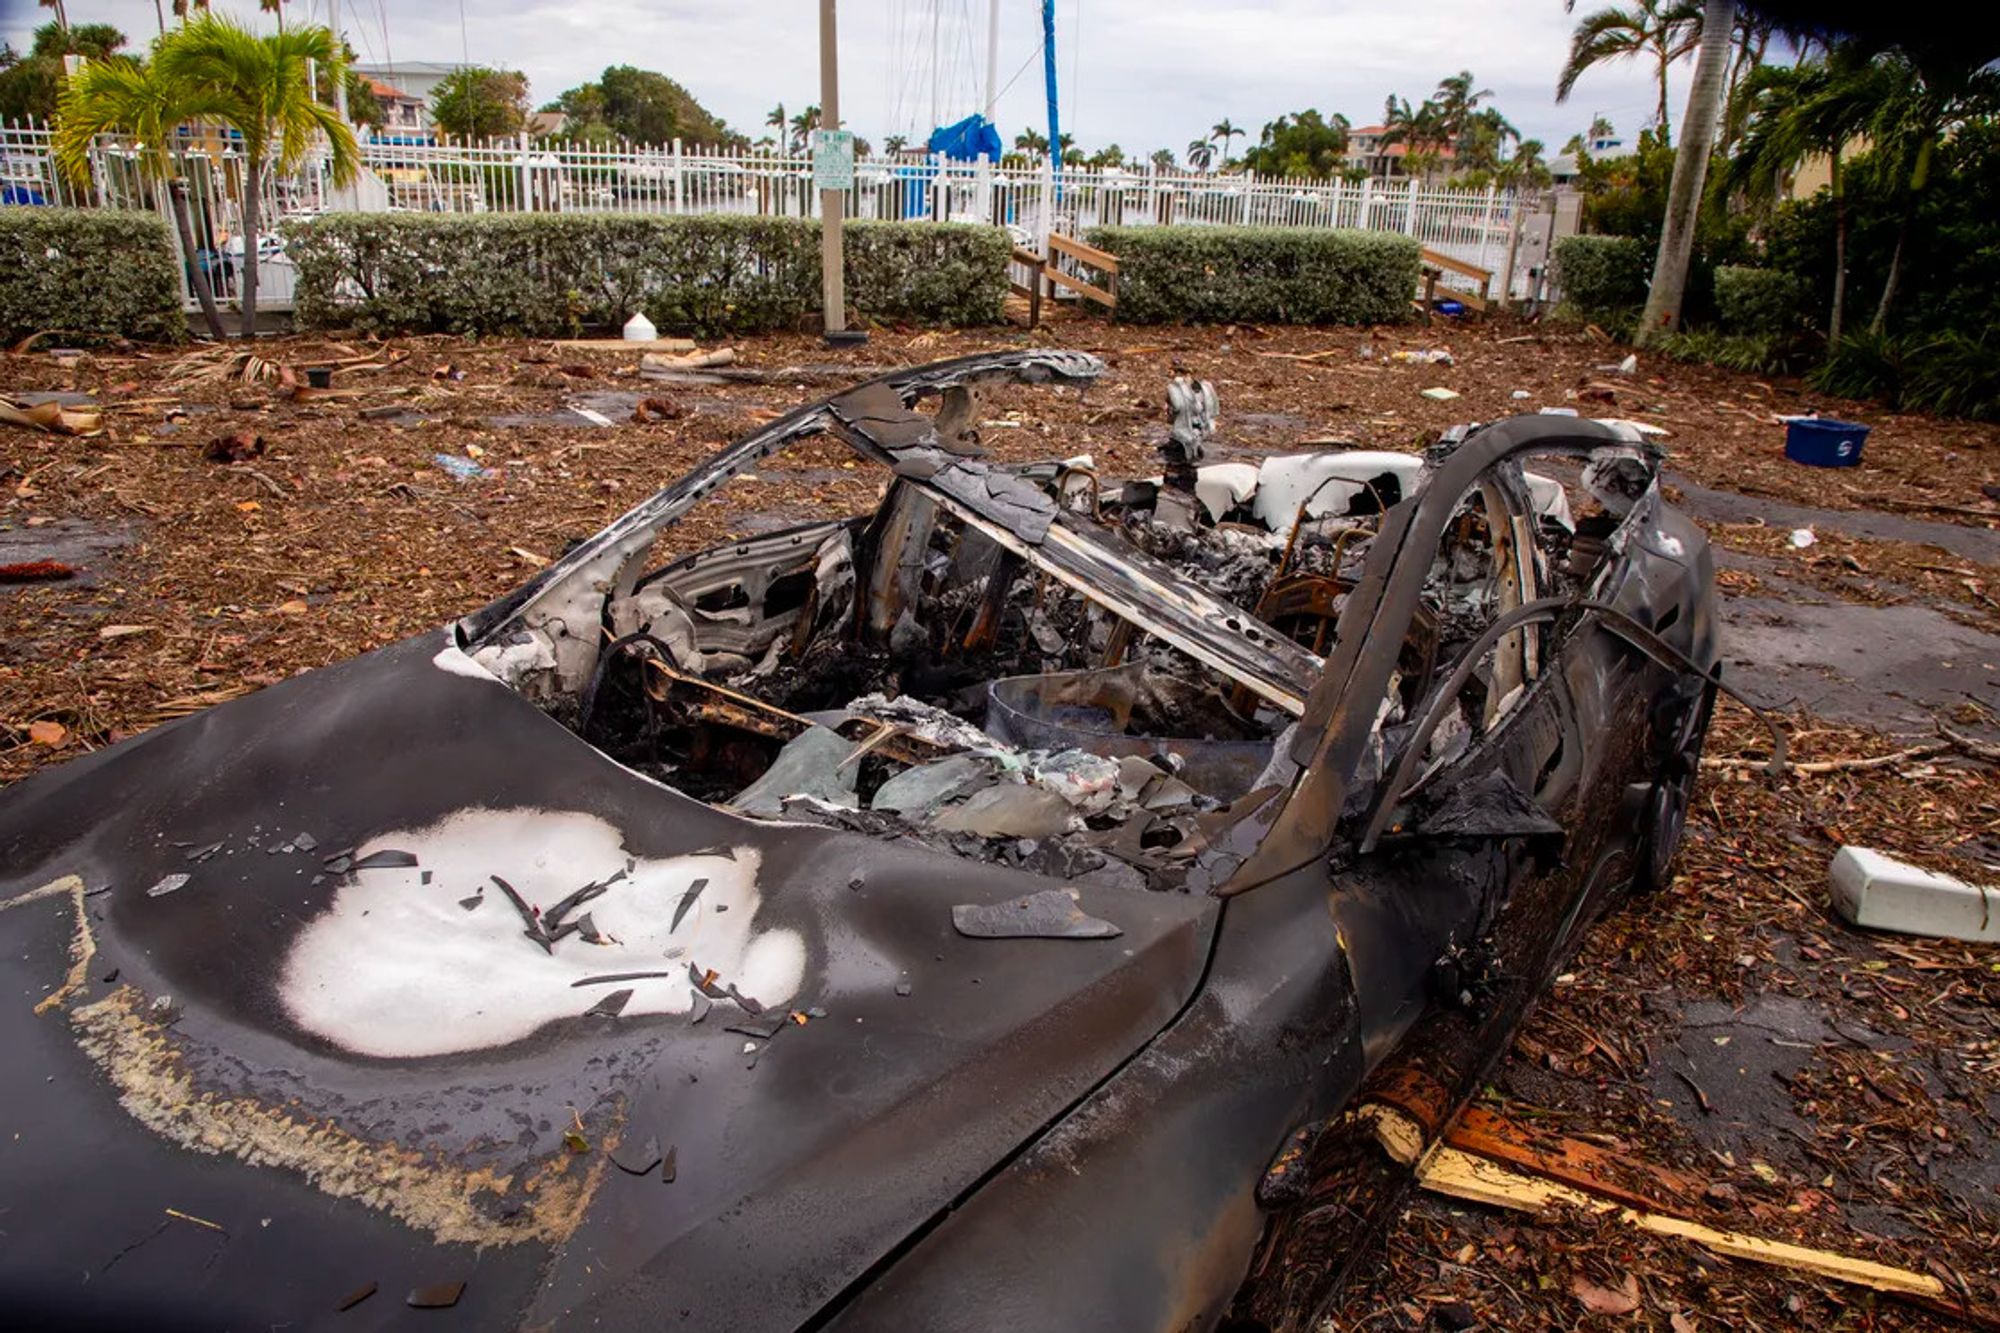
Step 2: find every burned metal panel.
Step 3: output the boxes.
[1229,418,1653,894]
[828,864,1365,1333]
[459,348,1104,702]
[915,487,1321,716]
[0,632,1215,1330]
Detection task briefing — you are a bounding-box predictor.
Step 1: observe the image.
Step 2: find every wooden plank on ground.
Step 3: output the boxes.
[1418,1146,1953,1300]
[545,337,698,353]
[1443,1105,1704,1214]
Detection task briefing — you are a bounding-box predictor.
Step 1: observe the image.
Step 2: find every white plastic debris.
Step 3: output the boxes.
[1419,386,1461,401]
[1829,846,2000,943]
[623,311,657,342]
[1511,389,1532,400]
[1390,348,1454,366]
[1789,528,1817,549]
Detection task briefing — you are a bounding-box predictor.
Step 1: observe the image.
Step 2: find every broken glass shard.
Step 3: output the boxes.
[729,726,860,816]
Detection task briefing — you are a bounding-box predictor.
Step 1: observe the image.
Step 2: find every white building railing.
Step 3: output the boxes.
[0,118,1534,316]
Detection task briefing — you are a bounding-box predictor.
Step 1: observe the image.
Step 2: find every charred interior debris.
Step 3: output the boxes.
[462,351,1662,893]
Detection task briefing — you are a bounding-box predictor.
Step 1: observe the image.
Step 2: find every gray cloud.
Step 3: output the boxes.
[9,0,1687,155]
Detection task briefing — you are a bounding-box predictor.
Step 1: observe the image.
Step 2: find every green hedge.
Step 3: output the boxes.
[285,213,1009,336]
[1084,226,1420,325]
[0,208,184,343]
[1552,234,1652,331]
[1712,265,1810,337]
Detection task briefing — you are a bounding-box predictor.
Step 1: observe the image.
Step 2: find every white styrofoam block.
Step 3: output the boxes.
[1829,846,2000,943]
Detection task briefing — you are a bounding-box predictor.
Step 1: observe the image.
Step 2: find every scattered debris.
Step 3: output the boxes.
[432,454,495,481]
[26,719,66,746]
[204,430,266,463]
[349,849,418,871]
[640,347,738,374]
[0,559,73,583]
[951,889,1123,940]
[1789,527,1817,549]
[584,987,636,1018]
[146,873,191,898]
[0,395,101,435]
[405,1280,466,1310]
[335,1280,378,1312]
[1573,1273,1642,1316]
[1390,349,1454,366]
[611,1133,663,1176]
[163,1206,225,1232]
[545,336,697,353]
[631,395,685,423]
[1419,386,1461,401]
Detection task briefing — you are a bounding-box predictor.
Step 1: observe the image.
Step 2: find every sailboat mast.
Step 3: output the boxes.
[984,0,1000,121]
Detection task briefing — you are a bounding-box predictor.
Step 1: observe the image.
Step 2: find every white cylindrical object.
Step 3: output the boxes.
[623,312,657,342]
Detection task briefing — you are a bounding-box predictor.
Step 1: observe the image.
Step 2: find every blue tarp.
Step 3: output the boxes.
[927,114,1004,163]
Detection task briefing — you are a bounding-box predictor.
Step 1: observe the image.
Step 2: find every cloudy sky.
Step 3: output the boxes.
[6,0,1699,157]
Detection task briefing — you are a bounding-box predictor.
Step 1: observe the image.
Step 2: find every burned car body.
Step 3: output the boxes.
[0,350,1717,1331]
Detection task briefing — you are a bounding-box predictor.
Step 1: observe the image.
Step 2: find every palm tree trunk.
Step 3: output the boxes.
[169,177,228,340]
[1828,148,1846,344]
[238,156,261,339]
[1870,136,1931,336]
[1636,0,1735,347]
[1655,38,1673,144]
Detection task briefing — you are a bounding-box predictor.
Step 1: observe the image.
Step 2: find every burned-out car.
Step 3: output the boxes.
[1,351,1722,1331]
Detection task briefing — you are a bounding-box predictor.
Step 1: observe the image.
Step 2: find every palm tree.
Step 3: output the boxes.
[1013,127,1048,161]
[1859,54,2000,333]
[1636,0,1734,345]
[765,102,785,148]
[884,133,907,155]
[1381,95,1448,177]
[155,15,357,337]
[788,104,819,152]
[54,53,228,338]
[1431,70,1494,142]
[39,0,69,37]
[1185,137,1214,171]
[1558,0,1702,143]
[1210,117,1242,161]
[1497,138,1552,190]
[1726,47,1885,340]
[170,0,211,20]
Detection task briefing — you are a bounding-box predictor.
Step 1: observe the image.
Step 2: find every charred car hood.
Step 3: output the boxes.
[0,633,1216,1330]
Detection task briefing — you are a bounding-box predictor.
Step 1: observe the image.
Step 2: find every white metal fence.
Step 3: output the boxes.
[1,119,1537,316]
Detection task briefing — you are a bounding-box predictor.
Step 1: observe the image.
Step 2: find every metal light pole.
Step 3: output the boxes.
[817,0,854,342]
[329,0,350,124]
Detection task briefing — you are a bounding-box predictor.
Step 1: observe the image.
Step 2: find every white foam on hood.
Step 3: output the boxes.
[280,808,802,1058]
[431,634,503,682]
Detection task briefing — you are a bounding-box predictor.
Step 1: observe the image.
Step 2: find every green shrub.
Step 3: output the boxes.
[1653,329,1803,376]
[1811,330,2000,422]
[1083,225,1420,325]
[1712,265,1810,337]
[284,213,1008,336]
[0,208,183,343]
[1551,234,1651,333]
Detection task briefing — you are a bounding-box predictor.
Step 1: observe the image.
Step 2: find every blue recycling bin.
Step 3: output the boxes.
[1784,417,1870,467]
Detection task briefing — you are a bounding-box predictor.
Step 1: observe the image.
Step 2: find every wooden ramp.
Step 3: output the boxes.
[1012,234,1119,328]
[1416,246,1493,315]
